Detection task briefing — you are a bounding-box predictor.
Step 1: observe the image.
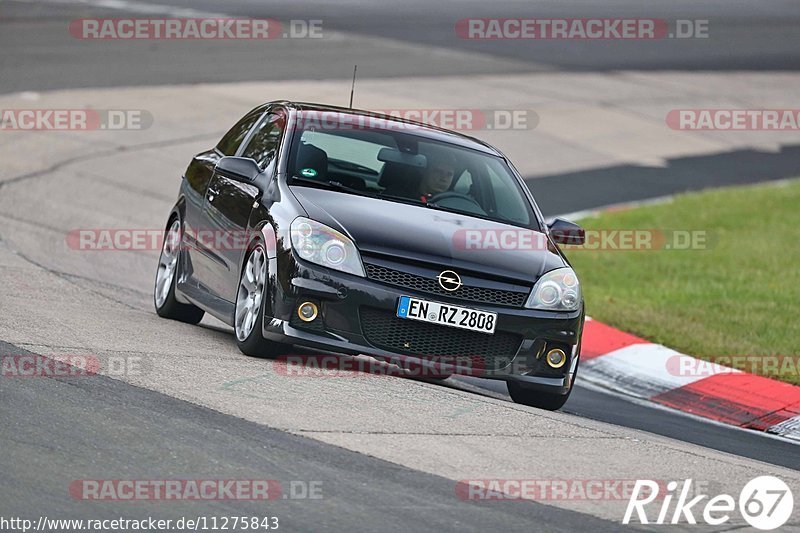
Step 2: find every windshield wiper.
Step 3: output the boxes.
[290,176,371,196]
[426,202,510,225]
[292,176,424,206]
[377,191,423,206]
[424,200,501,223]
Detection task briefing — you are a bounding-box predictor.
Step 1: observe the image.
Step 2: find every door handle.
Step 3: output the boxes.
[207,188,220,201]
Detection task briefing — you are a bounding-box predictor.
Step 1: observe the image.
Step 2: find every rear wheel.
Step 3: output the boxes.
[235,243,289,358]
[154,217,205,324]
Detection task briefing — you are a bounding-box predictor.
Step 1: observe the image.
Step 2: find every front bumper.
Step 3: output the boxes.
[262,255,583,394]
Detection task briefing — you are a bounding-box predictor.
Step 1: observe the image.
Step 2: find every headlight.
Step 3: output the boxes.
[525,267,581,311]
[290,217,365,277]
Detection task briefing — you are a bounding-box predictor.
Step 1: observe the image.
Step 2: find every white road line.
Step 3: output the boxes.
[10,0,228,18]
[767,415,800,442]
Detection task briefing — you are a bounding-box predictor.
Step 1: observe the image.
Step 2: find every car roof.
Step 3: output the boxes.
[273,101,504,157]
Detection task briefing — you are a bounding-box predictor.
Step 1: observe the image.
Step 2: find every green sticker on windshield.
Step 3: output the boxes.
[300,168,317,178]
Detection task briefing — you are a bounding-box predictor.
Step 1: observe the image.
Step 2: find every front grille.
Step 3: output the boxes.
[360,307,522,372]
[364,263,528,307]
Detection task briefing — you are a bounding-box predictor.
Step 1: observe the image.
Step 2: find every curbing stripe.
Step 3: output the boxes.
[651,373,800,427]
[767,415,800,441]
[579,320,800,440]
[580,319,647,360]
[582,344,711,398]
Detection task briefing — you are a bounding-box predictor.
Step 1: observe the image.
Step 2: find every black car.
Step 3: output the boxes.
[154,101,586,410]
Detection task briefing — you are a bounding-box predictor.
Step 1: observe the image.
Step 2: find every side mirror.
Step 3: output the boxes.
[215,156,262,184]
[548,218,585,245]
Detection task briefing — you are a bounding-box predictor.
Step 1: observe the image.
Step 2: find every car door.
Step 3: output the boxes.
[199,111,286,303]
[183,107,266,295]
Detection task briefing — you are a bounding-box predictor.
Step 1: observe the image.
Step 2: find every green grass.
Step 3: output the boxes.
[565,180,800,384]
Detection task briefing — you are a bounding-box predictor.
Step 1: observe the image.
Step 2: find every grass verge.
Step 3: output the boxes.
[565,179,800,385]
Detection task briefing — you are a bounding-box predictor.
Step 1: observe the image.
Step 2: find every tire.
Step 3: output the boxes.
[154,217,205,324]
[507,381,572,411]
[508,341,581,410]
[234,242,289,358]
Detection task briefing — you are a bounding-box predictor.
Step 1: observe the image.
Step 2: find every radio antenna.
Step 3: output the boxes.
[349,65,358,108]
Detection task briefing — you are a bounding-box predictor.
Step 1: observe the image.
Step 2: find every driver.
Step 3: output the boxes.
[417,151,457,203]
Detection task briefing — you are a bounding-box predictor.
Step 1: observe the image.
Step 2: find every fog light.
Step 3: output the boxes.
[545,348,567,369]
[297,301,318,322]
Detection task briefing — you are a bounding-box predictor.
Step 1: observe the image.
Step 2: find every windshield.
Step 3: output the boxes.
[287,112,537,228]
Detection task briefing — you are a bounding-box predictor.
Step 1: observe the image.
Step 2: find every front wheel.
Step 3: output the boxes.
[235,243,289,358]
[507,381,572,411]
[508,343,581,410]
[154,217,205,324]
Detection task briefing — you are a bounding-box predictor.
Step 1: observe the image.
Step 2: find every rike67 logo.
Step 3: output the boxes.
[624,476,794,530]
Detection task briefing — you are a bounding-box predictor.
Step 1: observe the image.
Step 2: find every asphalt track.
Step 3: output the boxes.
[3,0,800,93]
[1,0,800,530]
[0,341,623,532]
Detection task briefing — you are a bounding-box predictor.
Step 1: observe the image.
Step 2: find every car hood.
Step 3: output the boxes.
[290,186,567,282]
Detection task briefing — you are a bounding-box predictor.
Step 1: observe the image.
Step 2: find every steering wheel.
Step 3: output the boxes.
[427,191,485,214]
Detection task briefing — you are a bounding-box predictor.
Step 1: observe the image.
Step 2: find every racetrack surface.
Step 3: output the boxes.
[2,0,799,529]
[1,340,626,531]
[4,0,800,93]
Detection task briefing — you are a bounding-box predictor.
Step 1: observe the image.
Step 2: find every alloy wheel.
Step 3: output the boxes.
[235,245,266,341]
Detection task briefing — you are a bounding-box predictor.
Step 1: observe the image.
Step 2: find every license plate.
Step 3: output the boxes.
[396,296,497,335]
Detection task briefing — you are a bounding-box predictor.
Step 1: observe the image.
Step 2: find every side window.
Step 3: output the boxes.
[240,113,285,169]
[216,110,263,156]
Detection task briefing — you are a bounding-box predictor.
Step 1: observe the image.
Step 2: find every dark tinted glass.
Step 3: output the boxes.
[241,113,285,168]
[216,109,264,156]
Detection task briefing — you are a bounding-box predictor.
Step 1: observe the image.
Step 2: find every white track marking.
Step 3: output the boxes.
[10,0,229,18]
[581,343,734,399]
